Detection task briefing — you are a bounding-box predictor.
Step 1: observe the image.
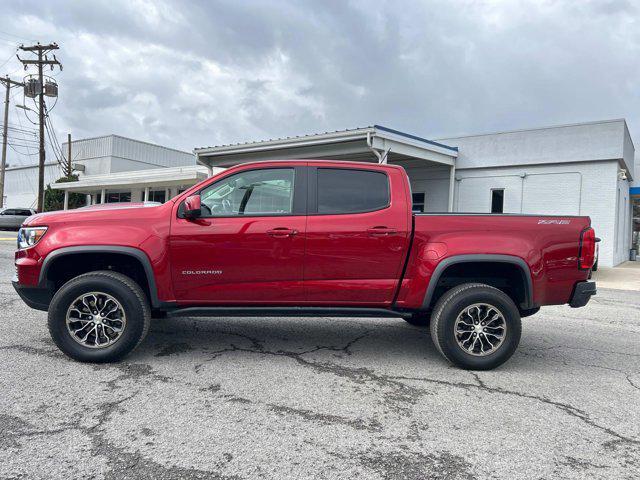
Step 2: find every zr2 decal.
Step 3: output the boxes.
[538,219,571,225]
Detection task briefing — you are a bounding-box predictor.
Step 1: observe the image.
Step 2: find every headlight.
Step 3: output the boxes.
[17,227,48,249]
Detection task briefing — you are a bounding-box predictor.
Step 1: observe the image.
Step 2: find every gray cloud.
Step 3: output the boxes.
[0,0,638,166]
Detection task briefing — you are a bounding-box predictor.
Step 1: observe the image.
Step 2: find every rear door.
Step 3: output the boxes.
[170,165,307,304]
[304,166,410,306]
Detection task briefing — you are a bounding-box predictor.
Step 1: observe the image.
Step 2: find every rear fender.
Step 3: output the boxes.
[421,254,535,310]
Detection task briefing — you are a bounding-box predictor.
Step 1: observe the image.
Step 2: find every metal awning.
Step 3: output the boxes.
[194,125,458,169]
[50,166,212,193]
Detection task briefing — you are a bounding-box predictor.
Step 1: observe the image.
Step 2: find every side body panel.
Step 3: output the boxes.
[168,163,307,304]
[395,214,592,310]
[303,164,412,306]
[169,215,306,304]
[16,203,176,302]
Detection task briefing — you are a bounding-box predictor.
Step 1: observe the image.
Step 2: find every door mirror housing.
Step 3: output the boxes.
[184,194,201,218]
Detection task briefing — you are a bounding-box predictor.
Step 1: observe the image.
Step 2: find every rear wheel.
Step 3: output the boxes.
[429,283,521,370]
[48,271,150,363]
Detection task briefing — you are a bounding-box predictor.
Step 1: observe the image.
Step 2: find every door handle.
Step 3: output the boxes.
[367,226,397,236]
[267,227,298,238]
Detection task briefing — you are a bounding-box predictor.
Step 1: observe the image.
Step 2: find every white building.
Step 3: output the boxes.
[4,134,209,208]
[4,120,637,267]
[195,120,637,268]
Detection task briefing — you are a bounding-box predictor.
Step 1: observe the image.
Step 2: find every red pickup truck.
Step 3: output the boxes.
[13,161,597,370]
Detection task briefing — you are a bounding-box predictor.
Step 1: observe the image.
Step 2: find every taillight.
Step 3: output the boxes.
[578,227,596,270]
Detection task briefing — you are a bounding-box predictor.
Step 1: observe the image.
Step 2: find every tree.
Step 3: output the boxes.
[43,175,86,211]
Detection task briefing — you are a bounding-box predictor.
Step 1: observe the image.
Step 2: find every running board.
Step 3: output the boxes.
[166,306,413,319]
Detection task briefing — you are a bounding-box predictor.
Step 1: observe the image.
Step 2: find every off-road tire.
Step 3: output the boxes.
[48,270,150,362]
[429,283,521,370]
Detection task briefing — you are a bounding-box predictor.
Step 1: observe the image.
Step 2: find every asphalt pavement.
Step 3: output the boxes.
[0,238,638,479]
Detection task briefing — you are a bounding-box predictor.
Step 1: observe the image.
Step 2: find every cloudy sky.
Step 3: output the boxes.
[0,0,638,166]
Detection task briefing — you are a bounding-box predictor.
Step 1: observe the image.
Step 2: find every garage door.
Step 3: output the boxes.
[522,172,581,215]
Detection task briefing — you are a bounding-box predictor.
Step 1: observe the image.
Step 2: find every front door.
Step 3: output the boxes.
[304,166,410,306]
[170,166,307,304]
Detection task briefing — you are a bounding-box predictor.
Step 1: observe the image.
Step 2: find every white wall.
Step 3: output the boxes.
[404,165,450,212]
[110,157,168,173]
[3,162,64,209]
[438,119,635,175]
[449,160,626,267]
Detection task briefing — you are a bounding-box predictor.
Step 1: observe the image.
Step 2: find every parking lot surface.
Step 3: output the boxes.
[0,239,639,479]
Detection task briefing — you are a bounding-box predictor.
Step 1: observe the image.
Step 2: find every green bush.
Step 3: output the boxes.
[44,175,86,211]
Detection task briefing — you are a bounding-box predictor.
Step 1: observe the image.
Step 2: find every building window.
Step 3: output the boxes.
[106,191,132,203]
[412,193,425,213]
[149,190,166,203]
[491,189,504,213]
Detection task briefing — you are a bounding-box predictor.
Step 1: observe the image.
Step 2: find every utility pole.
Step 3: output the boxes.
[17,43,62,212]
[0,76,24,208]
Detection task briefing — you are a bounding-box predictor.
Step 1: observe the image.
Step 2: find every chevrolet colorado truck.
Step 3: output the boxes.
[13,161,597,370]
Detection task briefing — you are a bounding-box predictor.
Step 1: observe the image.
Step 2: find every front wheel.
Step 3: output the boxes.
[429,283,521,370]
[48,271,150,363]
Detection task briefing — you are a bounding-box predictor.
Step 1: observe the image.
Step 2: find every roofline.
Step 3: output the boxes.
[227,159,408,169]
[50,166,211,190]
[61,134,193,156]
[194,127,374,155]
[374,125,458,152]
[435,118,628,141]
[194,125,458,158]
[6,161,59,172]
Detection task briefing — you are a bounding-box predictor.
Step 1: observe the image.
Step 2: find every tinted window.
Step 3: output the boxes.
[2,209,15,215]
[17,209,32,216]
[317,169,389,214]
[200,168,295,217]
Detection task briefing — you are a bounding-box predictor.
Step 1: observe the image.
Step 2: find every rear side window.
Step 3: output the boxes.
[317,168,389,214]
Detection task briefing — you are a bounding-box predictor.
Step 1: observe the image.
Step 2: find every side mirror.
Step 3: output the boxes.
[184,194,201,219]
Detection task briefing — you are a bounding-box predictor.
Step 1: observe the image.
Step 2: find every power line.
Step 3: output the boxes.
[0,29,35,43]
[11,103,38,164]
[8,142,37,156]
[0,124,37,135]
[0,47,17,70]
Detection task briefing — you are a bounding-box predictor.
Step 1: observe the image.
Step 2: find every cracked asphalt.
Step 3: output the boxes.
[0,240,639,479]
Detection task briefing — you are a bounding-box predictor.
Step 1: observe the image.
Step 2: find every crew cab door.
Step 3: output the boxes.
[169,165,307,304]
[304,166,411,306]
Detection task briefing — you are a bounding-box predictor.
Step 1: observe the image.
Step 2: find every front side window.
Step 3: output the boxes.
[200,168,295,217]
[317,168,389,214]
